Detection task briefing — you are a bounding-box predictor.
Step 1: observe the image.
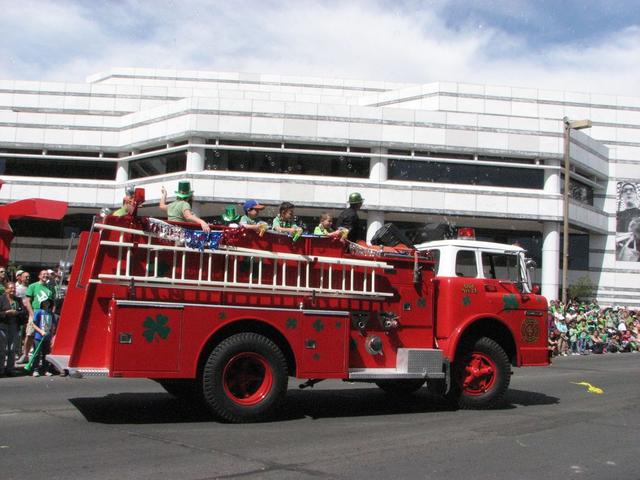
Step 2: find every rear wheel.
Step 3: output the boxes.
[375,379,425,395]
[447,337,510,409]
[202,333,288,423]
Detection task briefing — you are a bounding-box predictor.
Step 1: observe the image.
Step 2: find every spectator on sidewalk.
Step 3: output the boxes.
[17,270,53,365]
[15,270,29,299]
[553,315,569,356]
[0,282,25,376]
[30,298,57,377]
[568,320,579,355]
[590,329,605,354]
[0,266,6,295]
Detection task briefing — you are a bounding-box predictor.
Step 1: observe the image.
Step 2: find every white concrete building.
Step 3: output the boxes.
[0,68,638,305]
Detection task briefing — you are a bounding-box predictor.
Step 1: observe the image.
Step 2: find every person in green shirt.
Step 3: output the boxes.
[272,202,299,234]
[160,181,210,232]
[112,186,135,217]
[568,321,579,355]
[314,213,334,236]
[239,200,268,234]
[17,269,53,364]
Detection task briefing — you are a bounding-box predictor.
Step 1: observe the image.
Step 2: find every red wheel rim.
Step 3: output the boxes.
[222,352,273,406]
[460,352,496,395]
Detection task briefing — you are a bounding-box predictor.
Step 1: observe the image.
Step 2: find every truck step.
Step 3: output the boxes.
[46,355,109,377]
[349,348,445,380]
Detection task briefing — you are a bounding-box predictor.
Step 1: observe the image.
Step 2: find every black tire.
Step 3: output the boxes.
[375,379,425,395]
[447,337,511,410]
[156,379,203,402]
[202,332,288,423]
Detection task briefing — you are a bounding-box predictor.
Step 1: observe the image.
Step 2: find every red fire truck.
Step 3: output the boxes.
[49,209,549,423]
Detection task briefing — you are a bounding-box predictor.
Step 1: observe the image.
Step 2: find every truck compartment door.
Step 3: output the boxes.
[112,305,183,373]
[298,311,349,378]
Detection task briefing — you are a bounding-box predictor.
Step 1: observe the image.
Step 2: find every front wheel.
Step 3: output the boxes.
[447,337,511,409]
[202,333,288,423]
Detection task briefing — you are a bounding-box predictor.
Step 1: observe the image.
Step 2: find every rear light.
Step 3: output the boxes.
[457,227,475,240]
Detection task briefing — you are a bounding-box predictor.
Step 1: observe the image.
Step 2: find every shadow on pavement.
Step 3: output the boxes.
[504,388,560,407]
[69,394,212,424]
[69,386,558,424]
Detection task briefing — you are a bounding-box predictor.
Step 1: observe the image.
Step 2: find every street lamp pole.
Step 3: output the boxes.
[561,117,592,304]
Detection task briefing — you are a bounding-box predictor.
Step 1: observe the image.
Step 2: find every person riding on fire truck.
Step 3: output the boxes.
[159,181,210,233]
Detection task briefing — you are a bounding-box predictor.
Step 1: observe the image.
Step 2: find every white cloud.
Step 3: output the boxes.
[0,0,638,96]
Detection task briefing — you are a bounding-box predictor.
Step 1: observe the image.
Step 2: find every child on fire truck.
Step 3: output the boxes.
[272,202,302,239]
[239,199,268,234]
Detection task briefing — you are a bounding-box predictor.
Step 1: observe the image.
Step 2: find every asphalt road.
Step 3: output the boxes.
[1,354,639,480]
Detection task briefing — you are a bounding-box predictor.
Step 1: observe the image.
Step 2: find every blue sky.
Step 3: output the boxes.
[1,0,639,95]
[437,0,639,47]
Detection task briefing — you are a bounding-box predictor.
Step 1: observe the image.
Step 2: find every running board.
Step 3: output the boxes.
[348,348,445,380]
[46,354,109,377]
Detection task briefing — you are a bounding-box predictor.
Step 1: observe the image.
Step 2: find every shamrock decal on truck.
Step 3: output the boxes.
[142,314,171,343]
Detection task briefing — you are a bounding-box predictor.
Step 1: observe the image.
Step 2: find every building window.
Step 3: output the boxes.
[128,152,187,180]
[388,158,544,189]
[0,157,116,180]
[559,234,590,270]
[205,149,369,178]
[562,176,594,206]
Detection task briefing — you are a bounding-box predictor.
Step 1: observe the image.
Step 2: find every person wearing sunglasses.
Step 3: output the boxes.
[617,182,640,233]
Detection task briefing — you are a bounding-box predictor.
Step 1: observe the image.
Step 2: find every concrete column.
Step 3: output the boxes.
[541,221,560,301]
[544,158,561,194]
[369,147,388,183]
[186,137,205,173]
[366,211,385,244]
[115,160,128,183]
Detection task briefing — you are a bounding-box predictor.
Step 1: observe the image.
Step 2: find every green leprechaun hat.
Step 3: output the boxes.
[175,181,194,199]
[221,205,241,222]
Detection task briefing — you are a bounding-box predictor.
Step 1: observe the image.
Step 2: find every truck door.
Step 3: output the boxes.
[480,251,532,314]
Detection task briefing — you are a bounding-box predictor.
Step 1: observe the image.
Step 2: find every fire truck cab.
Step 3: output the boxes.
[413,232,548,401]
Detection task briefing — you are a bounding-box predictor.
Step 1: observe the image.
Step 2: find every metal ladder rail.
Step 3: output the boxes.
[90,275,394,299]
[94,224,393,296]
[212,247,391,294]
[219,245,391,295]
[221,244,393,270]
[94,223,393,270]
[98,239,393,298]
